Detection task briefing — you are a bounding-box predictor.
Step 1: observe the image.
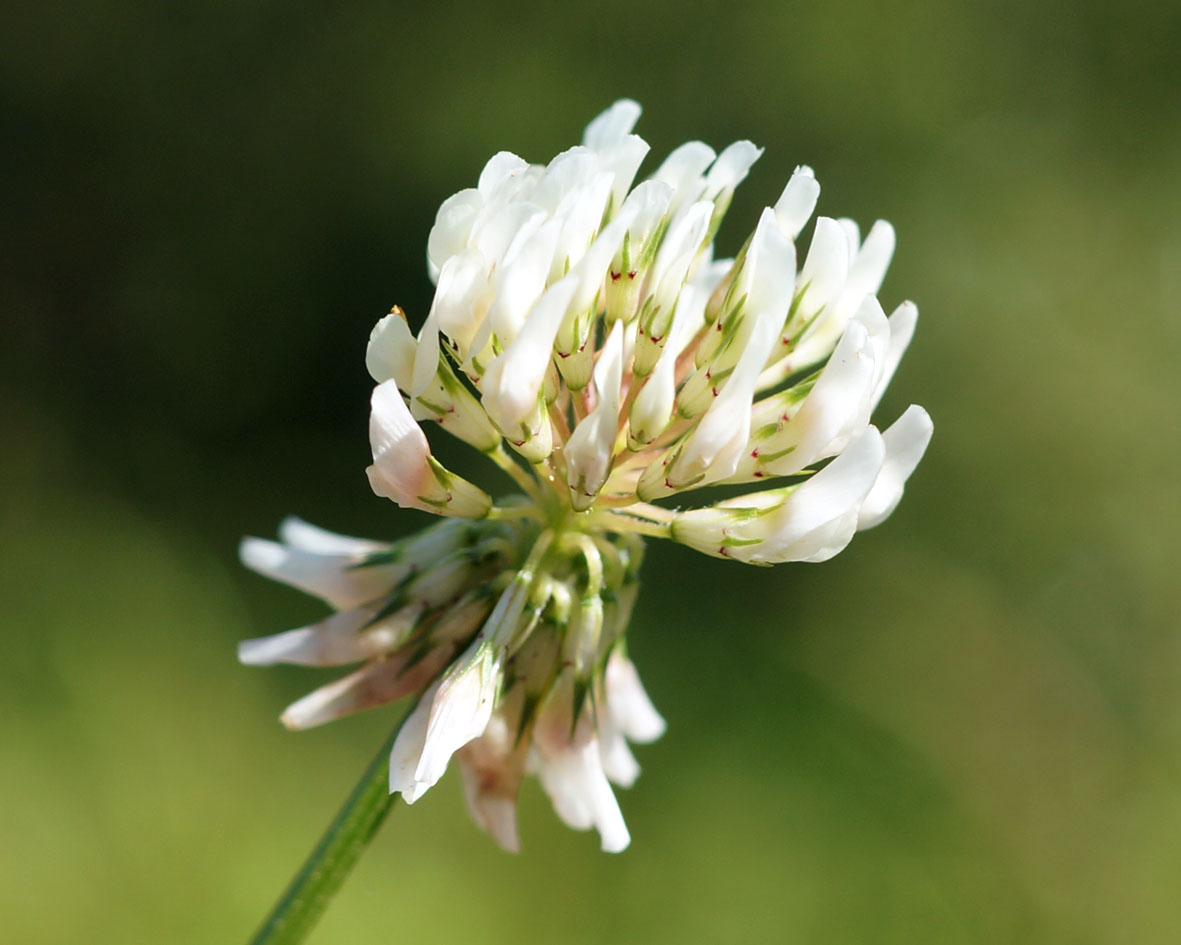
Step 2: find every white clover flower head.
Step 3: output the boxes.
[240,100,932,853]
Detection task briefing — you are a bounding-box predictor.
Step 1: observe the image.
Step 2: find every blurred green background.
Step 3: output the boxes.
[3,1,1179,942]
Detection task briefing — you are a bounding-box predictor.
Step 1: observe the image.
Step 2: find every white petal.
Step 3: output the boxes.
[599,134,650,210]
[648,200,714,310]
[366,311,417,387]
[239,539,391,610]
[758,317,877,476]
[427,188,483,281]
[482,275,579,431]
[367,381,434,505]
[551,170,615,279]
[742,207,798,330]
[414,642,500,788]
[751,427,885,563]
[239,607,376,667]
[389,682,438,799]
[582,99,642,150]
[837,217,861,259]
[846,219,895,302]
[426,248,495,364]
[477,151,530,197]
[598,720,641,788]
[537,741,631,853]
[279,646,450,731]
[473,201,547,267]
[276,517,386,556]
[653,140,716,185]
[704,140,762,197]
[605,652,666,743]
[486,219,561,346]
[773,165,819,239]
[858,405,933,530]
[870,301,917,411]
[456,711,525,852]
[797,216,850,323]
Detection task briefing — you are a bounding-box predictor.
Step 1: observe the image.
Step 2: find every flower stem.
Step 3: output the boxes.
[248,716,408,945]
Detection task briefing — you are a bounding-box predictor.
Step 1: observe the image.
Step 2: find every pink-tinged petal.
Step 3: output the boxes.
[366,380,434,506]
[280,644,454,731]
[238,606,394,668]
[456,707,528,853]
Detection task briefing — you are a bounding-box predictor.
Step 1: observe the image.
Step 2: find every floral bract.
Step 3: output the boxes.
[240,100,932,853]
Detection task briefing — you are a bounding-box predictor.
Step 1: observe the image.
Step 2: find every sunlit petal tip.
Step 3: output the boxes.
[582,99,642,150]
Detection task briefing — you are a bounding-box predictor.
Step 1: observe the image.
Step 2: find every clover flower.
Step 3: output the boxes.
[241,100,932,854]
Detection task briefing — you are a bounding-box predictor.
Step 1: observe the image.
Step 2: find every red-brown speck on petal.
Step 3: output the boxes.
[781,337,791,347]
[558,351,570,359]
[750,448,759,458]
[719,546,729,557]
[610,271,622,282]
[664,478,674,489]
[627,270,637,280]
[753,471,765,478]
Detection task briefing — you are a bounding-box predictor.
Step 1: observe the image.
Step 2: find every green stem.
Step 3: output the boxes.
[248,716,408,945]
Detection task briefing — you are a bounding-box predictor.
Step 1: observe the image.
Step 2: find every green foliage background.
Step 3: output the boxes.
[3,1,1179,942]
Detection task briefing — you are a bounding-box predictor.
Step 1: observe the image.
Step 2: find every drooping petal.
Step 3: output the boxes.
[276,517,387,557]
[238,605,406,668]
[413,640,501,788]
[238,538,399,610]
[604,651,666,743]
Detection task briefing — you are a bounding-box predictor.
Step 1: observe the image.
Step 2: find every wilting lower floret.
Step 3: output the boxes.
[240,100,932,852]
